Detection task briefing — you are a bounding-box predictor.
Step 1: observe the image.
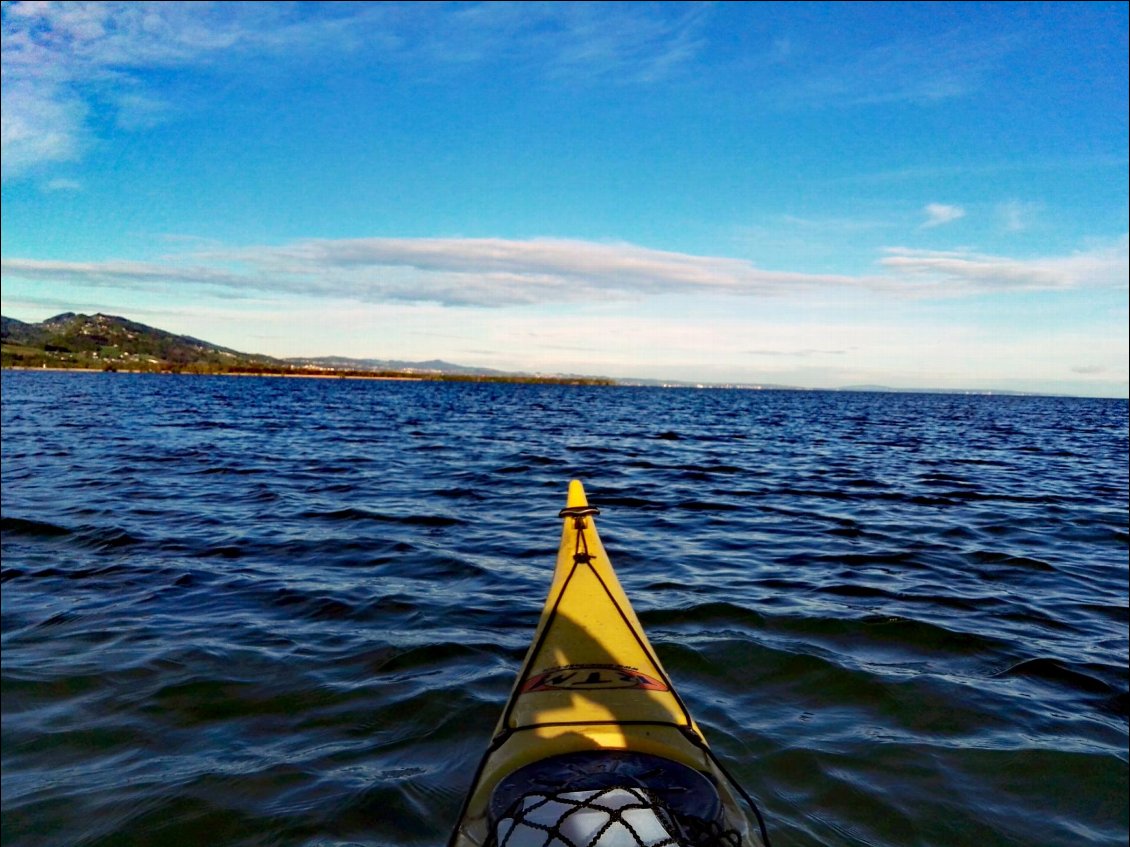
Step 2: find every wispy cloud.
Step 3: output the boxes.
[4,235,1126,308]
[531,2,709,84]
[430,1,709,84]
[0,1,708,180]
[43,177,82,192]
[880,237,1129,292]
[209,236,862,302]
[0,257,257,293]
[777,28,1019,108]
[997,200,1042,233]
[921,203,966,228]
[833,155,1127,186]
[744,348,849,357]
[0,76,86,177]
[2,1,263,179]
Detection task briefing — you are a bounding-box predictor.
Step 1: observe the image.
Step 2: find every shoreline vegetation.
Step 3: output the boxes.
[0,365,614,386]
[4,312,1119,397]
[0,313,615,386]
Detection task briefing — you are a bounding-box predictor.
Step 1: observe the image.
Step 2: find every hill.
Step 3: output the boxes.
[0,313,614,384]
[1,313,283,374]
[284,355,508,377]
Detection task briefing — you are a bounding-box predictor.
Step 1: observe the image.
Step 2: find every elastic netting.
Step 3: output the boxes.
[489,785,743,847]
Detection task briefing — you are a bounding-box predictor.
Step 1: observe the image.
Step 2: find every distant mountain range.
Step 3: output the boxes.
[285,355,509,377]
[1,312,1048,395]
[0,313,613,384]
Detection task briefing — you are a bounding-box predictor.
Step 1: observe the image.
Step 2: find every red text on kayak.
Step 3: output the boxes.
[522,664,669,692]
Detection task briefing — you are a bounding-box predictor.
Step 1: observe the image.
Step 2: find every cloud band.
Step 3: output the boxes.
[3,235,1126,309]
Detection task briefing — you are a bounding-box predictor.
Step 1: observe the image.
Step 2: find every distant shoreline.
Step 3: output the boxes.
[7,313,1123,398]
[0,366,613,386]
[2,366,424,381]
[2,367,1123,399]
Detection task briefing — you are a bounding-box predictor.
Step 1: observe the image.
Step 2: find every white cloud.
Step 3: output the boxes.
[4,235,1127,309]
[921,203,966,228]
[0,239,855,307]
[6,252,1125,396]
[188,237,869,306]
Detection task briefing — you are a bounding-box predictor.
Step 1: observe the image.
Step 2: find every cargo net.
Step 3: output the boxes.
[490,785,742,847]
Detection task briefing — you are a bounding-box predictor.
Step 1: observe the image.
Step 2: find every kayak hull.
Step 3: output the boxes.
[448,481,767,846]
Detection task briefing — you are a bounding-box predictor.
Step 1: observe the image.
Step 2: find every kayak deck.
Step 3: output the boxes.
[449,480,769,846]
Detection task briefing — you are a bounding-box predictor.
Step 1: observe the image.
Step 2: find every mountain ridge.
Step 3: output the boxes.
[0,313,614,384]
[2,312,1065,396]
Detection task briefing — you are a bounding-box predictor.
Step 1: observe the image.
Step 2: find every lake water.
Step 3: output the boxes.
[1,370,1127,847]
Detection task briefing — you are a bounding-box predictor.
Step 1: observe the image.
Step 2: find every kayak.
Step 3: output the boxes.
[448,480,770,847]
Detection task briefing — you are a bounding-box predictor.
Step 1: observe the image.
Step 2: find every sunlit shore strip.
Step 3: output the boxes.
[2,365,421,380]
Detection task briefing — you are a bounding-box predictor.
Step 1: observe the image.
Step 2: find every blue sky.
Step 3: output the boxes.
[1,1,1127,396]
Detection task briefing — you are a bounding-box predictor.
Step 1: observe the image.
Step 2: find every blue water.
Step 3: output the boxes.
[2,370,1127,847]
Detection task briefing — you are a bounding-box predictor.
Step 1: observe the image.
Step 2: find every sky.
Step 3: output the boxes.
[1,1,1127,397]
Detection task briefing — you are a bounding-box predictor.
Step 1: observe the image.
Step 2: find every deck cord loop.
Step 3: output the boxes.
[559,505,601,530]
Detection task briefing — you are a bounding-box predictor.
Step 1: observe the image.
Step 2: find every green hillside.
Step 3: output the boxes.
[0,313,614,384]
[1,313,285,374]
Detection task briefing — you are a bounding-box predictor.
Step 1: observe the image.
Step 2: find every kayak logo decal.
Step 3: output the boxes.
[522,664,668,693]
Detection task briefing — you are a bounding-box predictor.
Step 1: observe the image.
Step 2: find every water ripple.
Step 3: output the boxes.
[1,373,1126,847]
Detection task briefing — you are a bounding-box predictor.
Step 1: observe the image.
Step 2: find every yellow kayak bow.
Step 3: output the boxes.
[449,480,769,847]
